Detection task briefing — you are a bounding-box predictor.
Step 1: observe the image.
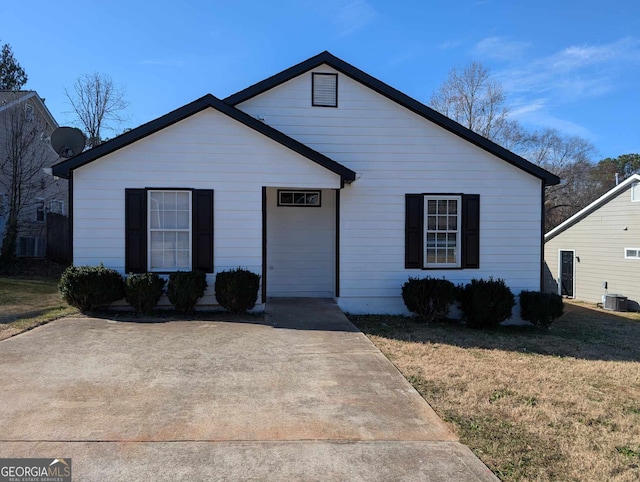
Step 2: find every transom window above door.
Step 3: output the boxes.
[278,190,321,207]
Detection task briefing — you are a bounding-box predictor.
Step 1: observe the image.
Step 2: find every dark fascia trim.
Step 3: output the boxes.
[225,51,560,186]
[51,93,355,184]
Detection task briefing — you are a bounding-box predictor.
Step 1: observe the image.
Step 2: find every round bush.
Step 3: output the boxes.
[59,264,125,312]
[215,268,261,314]
[402,276,456,323]
[520,290,564,329]
[458,278,515,329]
[125,273,166,315]
[166,270,207,313]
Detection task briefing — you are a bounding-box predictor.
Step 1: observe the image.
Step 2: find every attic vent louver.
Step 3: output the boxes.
[312,73,338,107]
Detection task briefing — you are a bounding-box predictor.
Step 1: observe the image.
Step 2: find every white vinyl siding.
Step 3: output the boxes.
[72,109,341,306]
[148,190,192,271]
[237,65,543,313]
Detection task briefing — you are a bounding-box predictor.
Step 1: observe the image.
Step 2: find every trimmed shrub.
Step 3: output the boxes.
[59,264,125,312]
[458,278,515,329]
[215,268,261,314]
[402,277,456,323]
[166,270,207,313]
[520,290,564,329]
[125,273,166,315]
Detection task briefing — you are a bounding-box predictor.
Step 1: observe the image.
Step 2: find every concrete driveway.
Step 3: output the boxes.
[0,299,497,481]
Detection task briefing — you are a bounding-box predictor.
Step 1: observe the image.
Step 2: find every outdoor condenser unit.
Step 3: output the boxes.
[604,294,628,312]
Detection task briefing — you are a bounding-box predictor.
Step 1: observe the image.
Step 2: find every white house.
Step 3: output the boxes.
[51,52,559,314]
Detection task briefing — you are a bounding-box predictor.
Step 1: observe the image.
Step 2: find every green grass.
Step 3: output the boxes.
[0,276,77,339]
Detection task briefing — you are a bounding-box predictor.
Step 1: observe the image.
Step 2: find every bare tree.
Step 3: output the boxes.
[523,128,597,231]
[0,102,61,265]
[430,61,512,142]
[65,73,129,148]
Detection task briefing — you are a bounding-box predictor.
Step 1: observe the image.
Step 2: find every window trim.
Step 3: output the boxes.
[147,189,193,272]
[277,189,322,207]
[423,195,462,268]
[631,182,640,202]
[35,198,45,223]
[312,72,338,108]
[624,248,640,259]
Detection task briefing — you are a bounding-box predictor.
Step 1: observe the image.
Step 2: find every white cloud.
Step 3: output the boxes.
[497,37,640,98]
[333,0,378,37]
[439,39,464,50]
[473,36,531,61]
[509,97,595,139]
[138,59,186,67]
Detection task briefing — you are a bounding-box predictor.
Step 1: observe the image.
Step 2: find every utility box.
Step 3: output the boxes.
[604,294,628,312]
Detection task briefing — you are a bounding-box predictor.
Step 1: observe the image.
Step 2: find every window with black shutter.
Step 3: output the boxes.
[125,188,213,273]
[405,193,480,269]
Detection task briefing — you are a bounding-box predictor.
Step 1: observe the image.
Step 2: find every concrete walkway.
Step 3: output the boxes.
[0,298,497,481]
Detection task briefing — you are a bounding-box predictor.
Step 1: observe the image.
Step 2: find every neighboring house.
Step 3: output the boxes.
[52,51,559,314]
[544,173,640,310]
[0,91,66,258]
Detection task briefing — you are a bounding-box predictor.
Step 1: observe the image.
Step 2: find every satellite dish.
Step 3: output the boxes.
[51,127,86,158]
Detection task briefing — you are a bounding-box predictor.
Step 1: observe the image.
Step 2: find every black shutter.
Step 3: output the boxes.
[405,194,424,269]
[462,194,480,269]
[193,189,214,273]
[125,189,147,273]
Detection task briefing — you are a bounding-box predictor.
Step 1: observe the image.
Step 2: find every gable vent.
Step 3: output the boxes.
[312,73,338,107]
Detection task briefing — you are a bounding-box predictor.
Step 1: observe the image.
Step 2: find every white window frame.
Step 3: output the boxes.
[49,199,65,216]
[24,103,34,123]
[35,198,45,223]
[631,182,640,202]
[423,195,462,268]
[624,248,640,259]
[147,190,192,272]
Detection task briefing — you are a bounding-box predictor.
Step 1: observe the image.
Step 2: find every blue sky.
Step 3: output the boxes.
[2,0,639,159]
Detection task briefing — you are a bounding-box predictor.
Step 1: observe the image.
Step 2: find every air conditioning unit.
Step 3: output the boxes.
[604,294,628,312]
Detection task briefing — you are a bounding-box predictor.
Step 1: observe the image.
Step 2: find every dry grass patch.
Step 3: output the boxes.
[0,276,78,339]
[349,302,640,481]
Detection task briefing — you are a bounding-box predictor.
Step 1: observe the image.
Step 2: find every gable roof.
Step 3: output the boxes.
[0,90,58,128]
[545,173,640,241]
[225,51,560,186]
[51,93,356,184]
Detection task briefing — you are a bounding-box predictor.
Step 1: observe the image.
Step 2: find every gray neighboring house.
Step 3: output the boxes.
[544,173,640,310]
[0,91,67,258]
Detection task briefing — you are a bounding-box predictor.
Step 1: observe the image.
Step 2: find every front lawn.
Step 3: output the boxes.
[0,276,77,340]
[349,302,640,481]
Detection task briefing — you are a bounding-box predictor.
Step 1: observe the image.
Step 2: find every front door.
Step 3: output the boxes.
[265,188,335,298]
[559,250,574,297]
